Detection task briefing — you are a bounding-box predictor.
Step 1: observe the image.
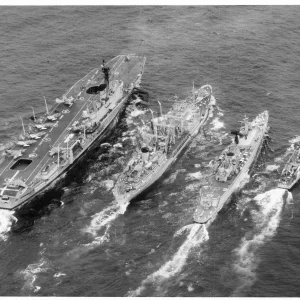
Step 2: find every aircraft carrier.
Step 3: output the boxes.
[193,111,269,224]
[113,84,216,212]
[0,54,146,210]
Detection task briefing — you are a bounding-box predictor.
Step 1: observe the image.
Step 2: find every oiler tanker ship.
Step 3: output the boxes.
[0,54,146,210]
[193,111,269,224]
[113,84,215,211]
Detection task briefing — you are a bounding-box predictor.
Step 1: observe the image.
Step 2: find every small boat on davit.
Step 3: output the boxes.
[113,84,216,211]
[0,54,146,210]
[193,111,269,224]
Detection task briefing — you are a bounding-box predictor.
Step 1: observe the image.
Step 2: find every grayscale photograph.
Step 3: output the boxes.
[0,4,299,297]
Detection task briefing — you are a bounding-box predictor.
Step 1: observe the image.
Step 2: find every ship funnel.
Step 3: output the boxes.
[141,145,150,161]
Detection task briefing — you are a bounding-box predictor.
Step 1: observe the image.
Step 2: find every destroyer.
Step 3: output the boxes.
[278,139,300,189]
[0,54,146,210]
[193,111,269,224]
[113,84,216,211]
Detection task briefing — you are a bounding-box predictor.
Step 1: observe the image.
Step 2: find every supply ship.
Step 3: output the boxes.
[113,84,216,211]
[278,139,300,189]
[0,54,146,210]
[193,111,269,224]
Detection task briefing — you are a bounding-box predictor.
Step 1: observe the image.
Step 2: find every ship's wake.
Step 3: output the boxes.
[211,117,225,131]
[127,224,209,296]
[18,253,52,294]
[0,209,17,241]
[83,203,121,236]
[66,203,124,260]
[231,188,290,296]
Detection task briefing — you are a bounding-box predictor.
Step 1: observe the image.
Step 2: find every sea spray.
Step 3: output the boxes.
[0,209,17,241]
[232,188,290,296]
[128,224,209,296]
[19,257,51,293]
[265,164,280,173]
[66,203,124,260]
[211,117,225,131]
[83,203,122,236]
[185,171,203,181]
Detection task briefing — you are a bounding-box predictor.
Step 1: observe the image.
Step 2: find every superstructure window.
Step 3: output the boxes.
[10,159,33,171]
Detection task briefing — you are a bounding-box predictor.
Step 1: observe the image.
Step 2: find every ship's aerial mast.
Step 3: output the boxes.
[149,109,154,121]
[43,96,49,115]
[57,144,60,168]
[192,81,195,104]
[20,117,26,136]
[157,100,163,117]
[31,107,36,122]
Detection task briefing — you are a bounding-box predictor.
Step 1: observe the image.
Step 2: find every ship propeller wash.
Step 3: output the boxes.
[0,54,146,210]
[193,111,269,224]
[113,84,216,211]
[278,138,300,190]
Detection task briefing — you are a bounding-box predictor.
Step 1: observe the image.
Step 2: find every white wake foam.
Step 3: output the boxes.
[83,203,121,236]
[265,164,280,173]
[0,209,17,241]
[185,171,203,181]
[66,203,124,260]
[163,169,186,184]
[289,136,300,144]
[20,258,51,293]
[242,176,265,195]
[211,117,225,131]
[232,188,290,296]
[128,105,147,118]
[128,224,209,296]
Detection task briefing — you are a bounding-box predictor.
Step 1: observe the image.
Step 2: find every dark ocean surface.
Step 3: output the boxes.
[0,5,300,296]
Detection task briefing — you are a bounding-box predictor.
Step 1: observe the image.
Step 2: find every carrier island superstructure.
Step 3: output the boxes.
[193,111,269,224]
[0,54,146,210]
[113,84,215,211]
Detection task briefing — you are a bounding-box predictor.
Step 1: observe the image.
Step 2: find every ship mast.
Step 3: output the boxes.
[157,100,163,117]
[192,81,195,104]
[57,144,60,168]
[20,117,26,136]
[31,107,36,122]
[43,96,49,115]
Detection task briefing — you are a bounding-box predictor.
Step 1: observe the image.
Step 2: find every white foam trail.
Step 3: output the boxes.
[232,188,290,296]
[265,164,280,173]
[66,203,124,260]
[83,203,121,236]
[128,224,209,296]
[128,104,147,118]
[184,181,203,192]
[101,179,115,191]
[163,169,185,184]
[185,171,203,181]
[211,117,225,131]
[0,209,17,241]
[20,258,51,293]
[54,272,66,278]
[289,136,300,144]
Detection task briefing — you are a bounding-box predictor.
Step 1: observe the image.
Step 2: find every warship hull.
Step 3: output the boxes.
[114,89,216,211]
[0,54,146,210]
[278,175,300,190]
[194,111,269,224]
[278,145,300,190]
